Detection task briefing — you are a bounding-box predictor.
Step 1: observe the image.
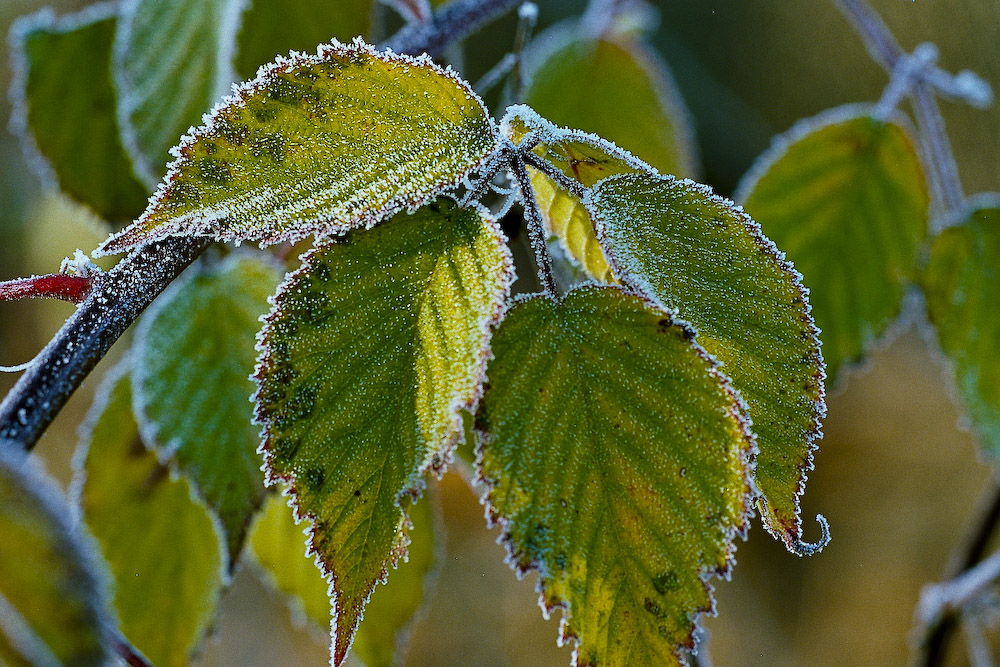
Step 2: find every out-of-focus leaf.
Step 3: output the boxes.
[74,362,225,667]
[9,6,148,222]
[133,254,279,562]
[736,107,928,381]
[0,448,116,666]
[115,0,239,184]
[97,40,498,256]
[589,172,826,553]
[250,489,439,667]
[523,27,696,178]
[921,201,1000,460]
[234,0,371,80]
[476,284,753,666]
[254,199,511,666]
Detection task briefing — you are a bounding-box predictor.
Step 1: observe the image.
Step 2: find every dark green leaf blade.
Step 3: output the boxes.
[97,40,498,256]
[9,6,148,222]
[133,254,280,562]
[589,172,826,553]
[74,362,226,667]
[235,0,372,80]
[921,200,1000,460]
[476,285,753,666]
[254,199,511,666]
[0,449,116,666]
[114,0,238,184]
[736,108,929,381]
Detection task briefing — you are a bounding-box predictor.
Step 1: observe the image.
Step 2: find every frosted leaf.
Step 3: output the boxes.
[73,361,225,667]
[0,448,117,666]
[476,284,754,666]
[588,172,827,554]
[736,106,929,382]
[9,5,148,222]
[115,0,241,185]
[921,201,1000,461]
[132,254,280,562]
[254,199,511,666]
[97,39,499,256]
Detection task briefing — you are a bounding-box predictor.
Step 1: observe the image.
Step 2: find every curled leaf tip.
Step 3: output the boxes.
[791,514,831,557]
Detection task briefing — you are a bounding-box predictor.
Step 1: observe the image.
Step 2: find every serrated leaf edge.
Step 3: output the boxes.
[96,37,502,257]
[587,173,828,555]
[472,283,757,665]
[250,203,512,664]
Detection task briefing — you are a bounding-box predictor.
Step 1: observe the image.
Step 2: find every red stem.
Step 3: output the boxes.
[0,274,95,304]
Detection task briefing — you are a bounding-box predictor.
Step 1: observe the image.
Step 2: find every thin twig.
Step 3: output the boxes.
[0,0,524,452]
[919,549,1000,629]
[510,157,557,295]
[508,2,538,103]
[915,480,1000,667]
[111,636,152,667]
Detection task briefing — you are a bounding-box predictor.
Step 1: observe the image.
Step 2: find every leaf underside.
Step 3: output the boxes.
[132,254,279,563]
[97,39,498,255]
[11,6,148,222]
[476,284,753,667]
[737,110,928,382]
[254,198,511,666]
[76,363,225,667]
[921,204,1000,460]
[0,449,115,667]
[588,173,825,552]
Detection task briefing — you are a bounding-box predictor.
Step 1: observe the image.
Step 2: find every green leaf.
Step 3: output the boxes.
[115,0,239,184]
[74,362,226,667]
[9,6,148,222]
[475,284,753,666]
[0,449,116,666]
[588,172,826,553]
[523,28,697,178]
[736,107,929,381]
[97,39,498,256]
[235,0,372,80]
[254,198,511,665]
[133,254,280,562]
[250,489,439,667]
[921,200,1000,460]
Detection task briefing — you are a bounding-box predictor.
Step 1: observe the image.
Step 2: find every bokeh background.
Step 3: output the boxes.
[1,0,998,665]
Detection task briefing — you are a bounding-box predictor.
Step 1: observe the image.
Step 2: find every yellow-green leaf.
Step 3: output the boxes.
[115,0,239,184]
[9,6,148,222]
[74,362,225,667]
[249,489,439,667]
[0,449,116,666]
[736,108,929,381]
[921,200,1000,460]
[476,284,753,666]
[132,254,280,562]
[254,199,511,666]
[97,39,498,256]
[501,106,651,283]
[588,173,826,553]
[235,0,372,80]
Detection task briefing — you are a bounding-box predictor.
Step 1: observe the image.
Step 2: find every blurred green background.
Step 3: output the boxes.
[1,0,998,665]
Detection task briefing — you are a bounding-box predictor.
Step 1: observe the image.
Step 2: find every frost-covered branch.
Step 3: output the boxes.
[0,0,522,452]
[833,0,993,222]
